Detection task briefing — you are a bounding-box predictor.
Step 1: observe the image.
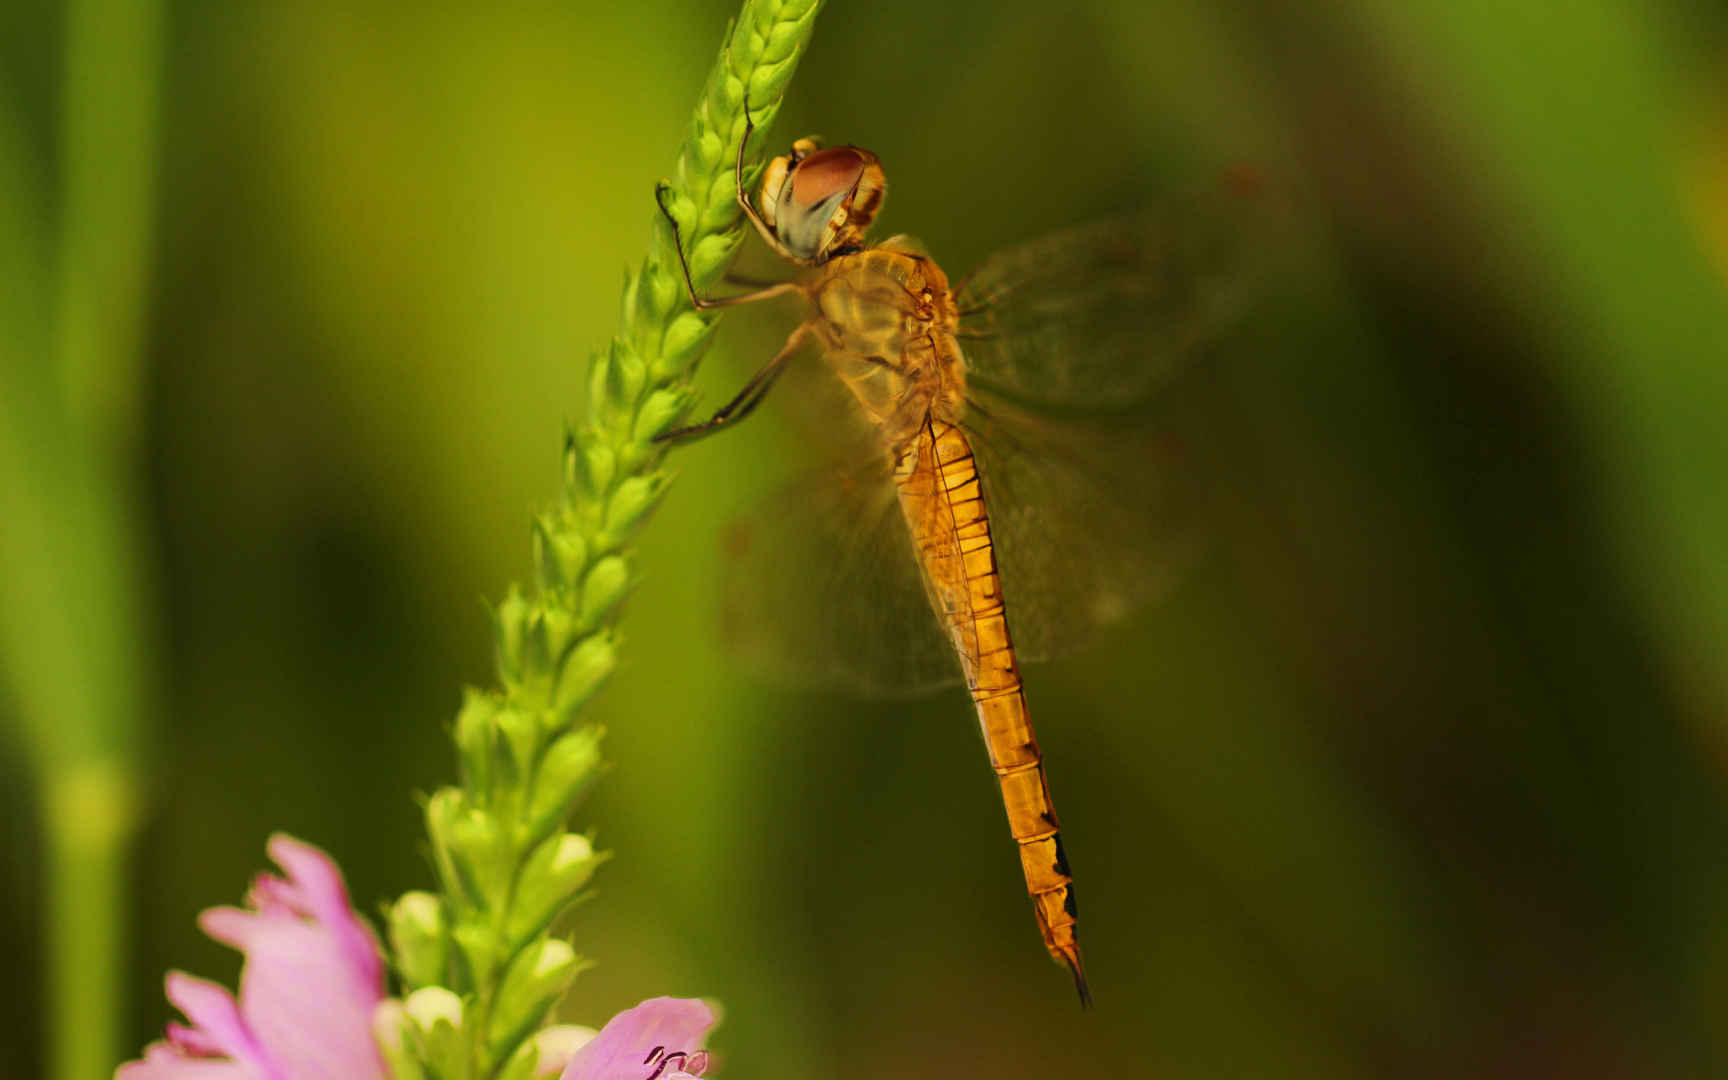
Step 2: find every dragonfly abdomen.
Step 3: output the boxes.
[895,415,1089,1004]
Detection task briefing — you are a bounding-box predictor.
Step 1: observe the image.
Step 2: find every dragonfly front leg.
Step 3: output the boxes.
[730,92,788,257]
[654,182,800,312]
[654,323,813,444]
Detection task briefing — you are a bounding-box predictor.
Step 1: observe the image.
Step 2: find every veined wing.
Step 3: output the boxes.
[720,347,1208,696]
[959,384,1202,668]
[956,179,1269,410]
[719,185,1273,695]
[720,356,962,696]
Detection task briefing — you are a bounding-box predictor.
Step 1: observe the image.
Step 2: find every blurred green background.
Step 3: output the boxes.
[6,0,1728,1076]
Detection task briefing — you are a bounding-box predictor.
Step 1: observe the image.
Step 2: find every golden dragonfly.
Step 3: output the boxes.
[653,104,1263,1006]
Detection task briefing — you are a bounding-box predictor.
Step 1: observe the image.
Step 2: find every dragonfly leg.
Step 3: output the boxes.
[724,269,789,288]
[860,353,909,375]
[732,92,799,261]
[654,182,800,311]
[654,323,812,444]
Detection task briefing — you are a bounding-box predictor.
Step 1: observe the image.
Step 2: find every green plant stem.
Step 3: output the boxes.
[39,0,162,1076]
[47,765,138,1080]
[394,4,827,1076]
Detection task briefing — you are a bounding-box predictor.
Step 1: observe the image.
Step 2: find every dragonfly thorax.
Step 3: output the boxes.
[759,137,885,264]
[813,246,966,453]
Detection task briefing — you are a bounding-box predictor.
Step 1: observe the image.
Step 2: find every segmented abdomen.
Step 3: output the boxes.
[892,414,1088,1003]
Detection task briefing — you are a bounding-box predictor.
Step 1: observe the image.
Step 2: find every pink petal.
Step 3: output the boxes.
[246,875,300,918]
[264,834,385,989]
[198,907,263,952]
[118,836,388,1080]
[560,998,717,1080]
[162,974,270,1068]
[264,835,350,923]
[165,1023,224,1057]
[115,1041,263,1080]
[227,904,385,1079]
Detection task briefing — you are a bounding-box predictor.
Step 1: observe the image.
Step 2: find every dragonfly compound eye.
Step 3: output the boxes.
[790,147,865,206]
[766,145,886,263]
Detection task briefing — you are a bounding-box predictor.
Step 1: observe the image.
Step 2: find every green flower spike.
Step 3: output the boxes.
[390,2,827,1076]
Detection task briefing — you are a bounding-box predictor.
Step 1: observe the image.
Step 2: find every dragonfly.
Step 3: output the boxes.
[652,103,1264,1006]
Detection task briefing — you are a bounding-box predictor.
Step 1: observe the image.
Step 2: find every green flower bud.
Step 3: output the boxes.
[494,1038,542,1080]
[492,1024,598,1080]
[404,988,469,1080]
[533,514,588,591]
[551,632,616,723]
[428,789,509,912]
[659,311,714,373]
[371,999,427,1080]
[487,938,584,1063]
[695,127,725,170]
[605,474,670,542]
[562,428,600,504]
[425,788,479,908]
[687,232,735,290]
[405,986,463,1031]
[453,690,499,797]
[451,806,509,912]
[580,439,615,503]
[505,832,609,946]
[645,248,683,315]
[524,728,605,841]
[451,916,503,991]
[586,348,614,421]
[492,705,540,792]
[618,265,640,325]
[606,338,646,412]
[633,386,696,444]
[493,586,532,689]
[535,1025,599,1074]
[579,555,630,629]
[387,891,448,990]
[535,605,580,669]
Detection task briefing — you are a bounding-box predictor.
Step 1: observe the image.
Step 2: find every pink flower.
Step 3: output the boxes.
[117,834,388,1080]
[560,997,718,1080]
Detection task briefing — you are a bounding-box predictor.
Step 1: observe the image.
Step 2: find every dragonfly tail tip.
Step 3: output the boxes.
[1062,948,1092,1009]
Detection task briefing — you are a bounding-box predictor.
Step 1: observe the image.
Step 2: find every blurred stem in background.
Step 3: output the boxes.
[0,0,162,1077]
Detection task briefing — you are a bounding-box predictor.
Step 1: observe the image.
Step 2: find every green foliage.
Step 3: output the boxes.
[1,0,163,1076]
[394,1,826,1074]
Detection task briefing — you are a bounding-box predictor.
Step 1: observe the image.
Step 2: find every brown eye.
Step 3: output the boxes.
[790,147,866,210]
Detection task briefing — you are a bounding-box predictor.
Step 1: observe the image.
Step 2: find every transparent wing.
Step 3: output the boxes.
[961,385,1203,666]
[719,363,1209,696]
[956,180,1268,409]
[721,458,968,696]
[720,360,963,696]
[718,187,1270,695]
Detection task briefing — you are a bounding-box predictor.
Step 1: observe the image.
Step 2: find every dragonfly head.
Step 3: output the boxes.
[758,137,885,264]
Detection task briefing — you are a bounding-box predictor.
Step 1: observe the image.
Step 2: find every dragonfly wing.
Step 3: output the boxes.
[961,381,1205,666]
[720,393,1203,691]
[955,181,1268,410]
[718,178,1279,690]
[719,361,966,697]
